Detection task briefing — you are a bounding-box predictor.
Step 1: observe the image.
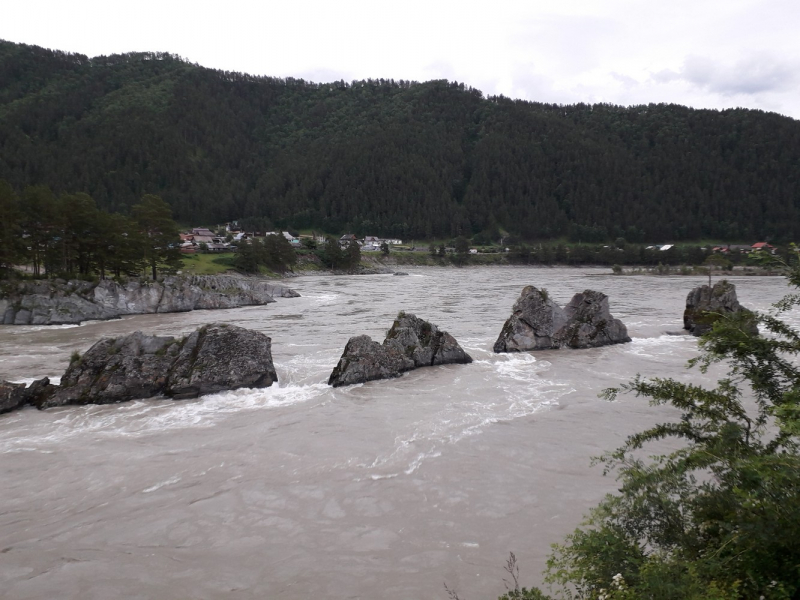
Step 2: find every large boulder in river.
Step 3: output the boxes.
[558,290,632,349]
[166,324,278,399]
[494,287,630,352]
[328,312,472,387]
[684,280,758,336]
[492,286,567,352]
[38,324,277,408]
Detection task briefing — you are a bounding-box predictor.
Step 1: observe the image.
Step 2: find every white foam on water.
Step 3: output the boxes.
[356,353,572,478]
[303,293,339,304]
[142,475,182,493]
[625,334,695,358]
[0,382,328,453]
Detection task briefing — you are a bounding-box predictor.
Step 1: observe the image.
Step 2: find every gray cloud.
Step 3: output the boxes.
[652,54,799,96]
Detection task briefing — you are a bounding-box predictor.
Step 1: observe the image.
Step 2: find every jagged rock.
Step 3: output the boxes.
[684,280,758,336]
[494,286,631,352]
[328,335,410,388]
[0,381,27,414]
[0,377,57,413]
[0,275,299,326]
[23,377,58,407]
[558,290,632,349]
[493,286,567,352]
[328,312,472,387]
[37,324,277,409]
[166,324,278,399]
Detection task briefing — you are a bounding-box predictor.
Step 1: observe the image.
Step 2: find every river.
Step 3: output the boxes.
[0,267,793,599]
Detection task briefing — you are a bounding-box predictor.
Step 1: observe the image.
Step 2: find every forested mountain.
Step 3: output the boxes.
[2,39,800,242]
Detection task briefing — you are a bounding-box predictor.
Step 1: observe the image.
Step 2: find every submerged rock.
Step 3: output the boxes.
[684,280,758,336]
[328,312,472,387]
[494,286,631,352]
[0,274,299,326]
[34,324,277,409]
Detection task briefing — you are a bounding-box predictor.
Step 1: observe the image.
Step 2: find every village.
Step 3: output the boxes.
[178,225,404,255]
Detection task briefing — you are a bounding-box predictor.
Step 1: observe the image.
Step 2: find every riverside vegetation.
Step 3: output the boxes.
[477,262,800,598]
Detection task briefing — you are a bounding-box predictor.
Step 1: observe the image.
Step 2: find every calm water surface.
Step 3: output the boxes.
[0,267,792,599]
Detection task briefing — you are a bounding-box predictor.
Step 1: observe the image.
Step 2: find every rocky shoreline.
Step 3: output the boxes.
[0,274,299,326]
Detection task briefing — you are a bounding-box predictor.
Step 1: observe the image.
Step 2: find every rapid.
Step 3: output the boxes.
[0,267,793,599]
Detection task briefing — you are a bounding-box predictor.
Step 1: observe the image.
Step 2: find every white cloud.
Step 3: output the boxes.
[0,0,798,118]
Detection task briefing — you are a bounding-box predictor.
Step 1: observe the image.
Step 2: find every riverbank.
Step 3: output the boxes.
[0,274,299,326]
[289,252,784,278]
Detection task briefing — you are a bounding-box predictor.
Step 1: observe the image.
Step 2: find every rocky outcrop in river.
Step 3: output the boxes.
[684,280,758,336]
[1,324,278,412]
[0,274,299,325]
[493,286,631,352]
[328,312,472,387]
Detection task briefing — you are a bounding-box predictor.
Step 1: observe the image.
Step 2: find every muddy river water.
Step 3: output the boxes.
[0,267,793,599]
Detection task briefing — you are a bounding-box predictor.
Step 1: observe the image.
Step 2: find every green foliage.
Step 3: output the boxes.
[2,40,800,242]
[131,194,181,280]
[539,261,800,598]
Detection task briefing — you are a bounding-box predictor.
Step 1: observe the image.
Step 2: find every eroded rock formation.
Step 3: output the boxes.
[328,312,472,387]
[1,324,278,412]
[684,280,758,336]
[0,274,299,326]
[494,286,631,352]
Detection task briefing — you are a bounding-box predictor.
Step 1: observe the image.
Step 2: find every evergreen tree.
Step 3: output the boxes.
[345,240,361,270]
[0,179,22,277]
[131,194,181,280]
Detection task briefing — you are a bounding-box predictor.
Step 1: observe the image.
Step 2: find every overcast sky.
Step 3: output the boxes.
[2,0,798,119]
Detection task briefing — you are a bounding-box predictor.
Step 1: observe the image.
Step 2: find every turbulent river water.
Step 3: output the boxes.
[0,267,794,599]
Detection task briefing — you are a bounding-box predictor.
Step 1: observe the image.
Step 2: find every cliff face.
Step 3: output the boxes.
[0,275,299,325]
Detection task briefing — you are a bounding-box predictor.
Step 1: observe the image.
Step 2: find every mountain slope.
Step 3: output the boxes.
[1,39,799,241]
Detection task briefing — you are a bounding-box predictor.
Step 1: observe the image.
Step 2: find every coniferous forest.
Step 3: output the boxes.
[1,39,800,242]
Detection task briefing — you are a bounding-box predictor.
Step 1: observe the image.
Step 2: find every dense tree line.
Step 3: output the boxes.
[233,234,297,274]
[2,40,800,242]
[0,178,180,280]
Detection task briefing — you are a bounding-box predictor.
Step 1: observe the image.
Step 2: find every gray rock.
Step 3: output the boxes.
[327,335,409,388]
[494,286,630,352]
[0,377,57,413]
[0,381,27,414]
[0,275,299,325]
[38,324,277,409]
[393,272,409,276]
[493,286,567,352]
[166,324,278,399]
[684,280,758,336]
[328,312,472,387]
[558,290,632,349]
